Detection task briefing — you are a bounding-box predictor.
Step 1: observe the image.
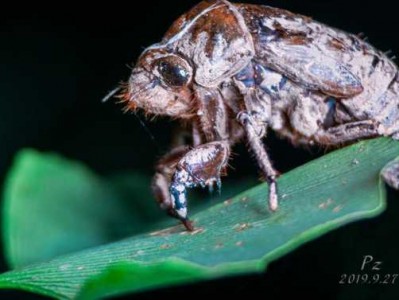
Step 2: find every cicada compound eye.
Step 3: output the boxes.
[157,55,192,88]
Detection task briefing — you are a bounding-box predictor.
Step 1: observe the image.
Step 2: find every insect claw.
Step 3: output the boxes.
[182,219,194,231]
[268,180,278,211]
[166,208,194,231]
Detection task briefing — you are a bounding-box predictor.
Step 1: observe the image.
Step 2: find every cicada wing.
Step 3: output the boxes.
[260,41,363,97]
[235,3,364,98]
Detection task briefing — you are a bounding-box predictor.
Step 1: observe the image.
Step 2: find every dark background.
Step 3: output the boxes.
[1,0,399,299]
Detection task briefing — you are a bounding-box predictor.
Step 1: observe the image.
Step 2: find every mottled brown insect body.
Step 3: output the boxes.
[119,0,399,230]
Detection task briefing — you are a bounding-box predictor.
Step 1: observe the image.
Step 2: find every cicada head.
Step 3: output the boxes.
[122,48,194,118]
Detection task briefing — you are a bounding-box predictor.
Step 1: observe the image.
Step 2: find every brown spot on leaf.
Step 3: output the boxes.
[333,205,343,213]
[150,225,182,237]
[224,199,233,206]
[319,198,334,209]
[234,223,252,232]
[180,227,205,236]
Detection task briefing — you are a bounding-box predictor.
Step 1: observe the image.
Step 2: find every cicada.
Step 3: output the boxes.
[111,0,399,230]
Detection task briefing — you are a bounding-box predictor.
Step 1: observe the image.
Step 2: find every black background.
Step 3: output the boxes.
[1,0,399,299]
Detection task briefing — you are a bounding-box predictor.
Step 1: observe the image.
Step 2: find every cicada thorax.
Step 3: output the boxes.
[159,0,255,88]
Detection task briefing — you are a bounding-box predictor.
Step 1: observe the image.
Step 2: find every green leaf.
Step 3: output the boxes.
[1,150,162,268]
[0,138,398,299]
